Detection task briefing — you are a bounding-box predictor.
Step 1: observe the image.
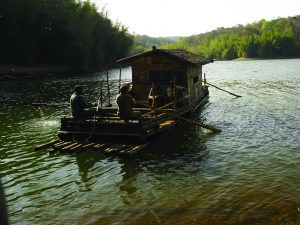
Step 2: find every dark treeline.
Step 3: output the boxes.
[133,15,300,60]
[0,0,133,71]
[131,35,178,54]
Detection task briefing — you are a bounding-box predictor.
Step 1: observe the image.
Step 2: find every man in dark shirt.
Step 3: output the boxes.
[70,85,95,119]
[116,85,141,123]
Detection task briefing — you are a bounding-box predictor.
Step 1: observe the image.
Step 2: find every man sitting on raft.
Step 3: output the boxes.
[116,85,141,123]
[70,85,96,119]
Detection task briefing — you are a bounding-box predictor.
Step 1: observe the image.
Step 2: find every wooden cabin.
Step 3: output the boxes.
[117,46,213,103]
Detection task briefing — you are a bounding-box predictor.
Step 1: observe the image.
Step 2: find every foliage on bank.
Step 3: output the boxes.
[0,0,133,71]
[133,16,300,60]
[131,35,178,54]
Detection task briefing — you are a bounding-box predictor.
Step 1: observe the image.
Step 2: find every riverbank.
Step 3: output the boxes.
[0,65,77,80]
[0,64,121,80]
[233,57,256,61]
[0,64,109,80]
[233,56,300,61]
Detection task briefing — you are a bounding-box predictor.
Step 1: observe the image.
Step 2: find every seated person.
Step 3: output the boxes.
[70,85,96,119]
[166,82,187,107]
[148,82,166,108]
[116,85,141,123]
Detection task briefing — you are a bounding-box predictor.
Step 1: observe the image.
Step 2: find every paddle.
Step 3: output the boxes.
[207,82,242,98]
[161,109,222,133]
[138,101,221,133]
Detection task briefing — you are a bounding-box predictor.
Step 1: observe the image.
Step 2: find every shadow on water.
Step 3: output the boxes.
[72,120,213,190]
[69,122,218,225]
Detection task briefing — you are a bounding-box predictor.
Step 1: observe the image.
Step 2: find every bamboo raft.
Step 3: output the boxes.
[35,140,148,156]
[34,48,226,157]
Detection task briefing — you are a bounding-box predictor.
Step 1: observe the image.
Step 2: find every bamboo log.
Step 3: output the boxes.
[35,140,60,151]
[119,145,134,154]
[106,67,111,105]
[121,144,148,155]
[53,141,72,149]
[61,142,79,151]
[53,141,69,147]
[207,82,242,97]
[112,144,127,153]
[81,143,96,150]
[92,143,109,150]
[104,144,123,154]
[69,143,83,151]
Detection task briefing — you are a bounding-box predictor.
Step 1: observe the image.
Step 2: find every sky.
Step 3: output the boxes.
[93,0,300,37]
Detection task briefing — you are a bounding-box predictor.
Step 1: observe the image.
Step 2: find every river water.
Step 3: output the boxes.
[1,59,300,225]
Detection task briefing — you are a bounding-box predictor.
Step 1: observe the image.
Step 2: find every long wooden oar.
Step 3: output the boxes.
[137,101,221,133]
[143,101,174,116]
[161,110,222,133]
[207,82,242,97]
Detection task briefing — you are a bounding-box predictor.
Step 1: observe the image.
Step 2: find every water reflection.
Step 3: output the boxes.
[74,151,106,192]
[118,158,139,203]
[71,121,211,204]
[2,60,300,224]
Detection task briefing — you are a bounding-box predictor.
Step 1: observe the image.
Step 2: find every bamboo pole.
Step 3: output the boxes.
[119,66,122,93]
[81,143,96,150]
[173,76,176,110]
[106,66,111,105]
[100,81,103,108]
[69,143,83,151]
[203,73,207,85]
[61,142,79,151]
[207,82,242,98]
[53,141,72,149]
[96,82,103,112]
[35,140,60,151]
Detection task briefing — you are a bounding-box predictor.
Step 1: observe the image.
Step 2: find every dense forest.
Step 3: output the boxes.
[133,16,300,60]
[0,0,133,71]
[131,35,178,54]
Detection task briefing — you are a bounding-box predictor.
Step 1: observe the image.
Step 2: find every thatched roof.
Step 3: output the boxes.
[117,47,213,66]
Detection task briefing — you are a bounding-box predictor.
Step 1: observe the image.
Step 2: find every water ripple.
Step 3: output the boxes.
[1,61,300,224]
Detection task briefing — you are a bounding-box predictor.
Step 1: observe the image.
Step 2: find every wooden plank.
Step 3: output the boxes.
[114,144,128,153]
[104,144,125,154]
[104,144,120,154]
[97,116,121,120]
[35,140,60,151]
[53,141,72,150]
[61,142,79,151]
[120,144,148,155]
[92,143,109,150]
[53,141,69,148]
[58,131,142,137]
[81,143,96,150]
[69,143,83,151]
[119,145,134,154]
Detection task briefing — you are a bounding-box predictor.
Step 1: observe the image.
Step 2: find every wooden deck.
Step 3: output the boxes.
[35,140,148,156]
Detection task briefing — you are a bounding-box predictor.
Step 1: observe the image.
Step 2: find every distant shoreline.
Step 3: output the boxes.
[233,57,256,61]
[0,64,106,80]
[0,65,73,80]
[216,57,300,61]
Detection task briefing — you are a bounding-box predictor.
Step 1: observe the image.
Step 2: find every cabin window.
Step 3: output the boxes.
[193,76,199,84]
[149,71,186,85]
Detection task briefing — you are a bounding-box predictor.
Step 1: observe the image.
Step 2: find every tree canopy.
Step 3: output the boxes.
[0,0,133,71]
[132,16,300,60]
